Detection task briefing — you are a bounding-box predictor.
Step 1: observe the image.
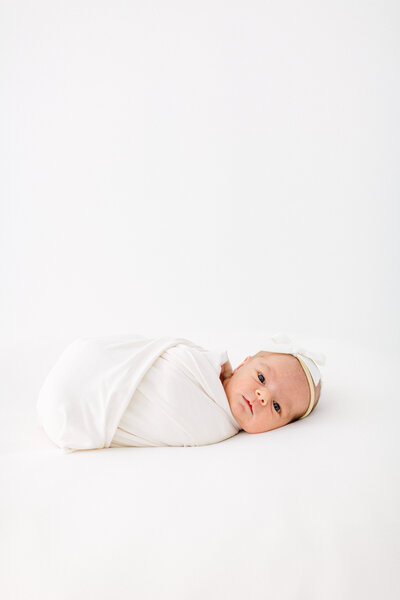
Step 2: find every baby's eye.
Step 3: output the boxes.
[258,373,265,384]
[273,401,281,413]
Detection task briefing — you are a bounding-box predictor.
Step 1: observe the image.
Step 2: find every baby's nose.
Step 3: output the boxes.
[255,389,267,406]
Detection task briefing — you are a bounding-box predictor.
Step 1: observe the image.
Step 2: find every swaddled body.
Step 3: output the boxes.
[111,343,240,448]
[37,335,241,453]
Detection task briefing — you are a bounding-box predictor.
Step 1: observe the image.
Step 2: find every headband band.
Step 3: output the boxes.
[296,356,316,419]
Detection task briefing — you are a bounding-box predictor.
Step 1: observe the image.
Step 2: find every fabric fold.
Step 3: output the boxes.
[37,335,240,452]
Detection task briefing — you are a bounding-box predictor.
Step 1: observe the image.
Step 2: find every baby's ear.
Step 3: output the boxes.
[220,360,233,382]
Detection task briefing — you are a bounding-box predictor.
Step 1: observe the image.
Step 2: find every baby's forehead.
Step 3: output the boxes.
[254,350,293,362]
[253,351,303,375]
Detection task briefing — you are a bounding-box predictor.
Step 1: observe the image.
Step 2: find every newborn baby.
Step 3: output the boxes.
[37,334,324,452]
[221,349,322,434]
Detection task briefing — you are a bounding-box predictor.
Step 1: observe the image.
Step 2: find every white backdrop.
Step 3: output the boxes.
[1,5,400,600]
[1,0,399,357]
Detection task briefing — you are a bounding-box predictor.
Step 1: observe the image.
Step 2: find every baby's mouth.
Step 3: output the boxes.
[243,396,253,414]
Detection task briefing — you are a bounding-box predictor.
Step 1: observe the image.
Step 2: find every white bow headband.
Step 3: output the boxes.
[266,333,326,419]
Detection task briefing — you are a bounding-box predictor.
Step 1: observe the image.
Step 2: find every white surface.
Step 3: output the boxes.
[1,337,399,600]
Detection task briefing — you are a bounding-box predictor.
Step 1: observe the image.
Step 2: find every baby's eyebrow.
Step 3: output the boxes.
[259,359,274,379]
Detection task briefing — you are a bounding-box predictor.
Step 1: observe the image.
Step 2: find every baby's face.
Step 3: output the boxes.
[223,351,310,433]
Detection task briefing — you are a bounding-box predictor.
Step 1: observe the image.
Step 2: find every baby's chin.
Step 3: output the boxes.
[233,409,265,434]
[239,414,284,434]
[241,423,272,434]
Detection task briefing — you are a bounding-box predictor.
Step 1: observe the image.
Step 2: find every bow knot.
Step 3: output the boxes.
[271,333,326,366]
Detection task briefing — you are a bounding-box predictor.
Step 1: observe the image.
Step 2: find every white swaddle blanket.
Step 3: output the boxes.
[37,335,241,452]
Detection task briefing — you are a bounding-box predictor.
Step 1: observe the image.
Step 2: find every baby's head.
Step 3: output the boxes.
[223,349,322,434]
